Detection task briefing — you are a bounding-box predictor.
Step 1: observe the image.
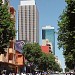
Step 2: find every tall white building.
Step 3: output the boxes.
[18,0,39,43]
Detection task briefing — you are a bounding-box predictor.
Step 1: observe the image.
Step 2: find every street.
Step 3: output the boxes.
[50,74,65,75]
[50,74,73,75]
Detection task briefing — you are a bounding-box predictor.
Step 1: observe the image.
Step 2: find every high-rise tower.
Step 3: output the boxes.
[42,26,55,54]
[18,0,39,43]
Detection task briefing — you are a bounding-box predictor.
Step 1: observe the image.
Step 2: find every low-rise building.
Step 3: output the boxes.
[0,40,16,74]
[0,40,25,74]
[15,47,25,73]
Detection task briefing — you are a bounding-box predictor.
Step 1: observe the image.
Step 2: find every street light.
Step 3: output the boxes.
[26,62,33,73]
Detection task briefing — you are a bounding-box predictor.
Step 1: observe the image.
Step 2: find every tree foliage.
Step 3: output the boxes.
[38,53,62,72]
[38,53,49,71]
[0,0,16,53]
[47,53,62,72]
[23,43,62,72]
[58,0,75,69]
[65,67,69,72]
[22,43,42,64]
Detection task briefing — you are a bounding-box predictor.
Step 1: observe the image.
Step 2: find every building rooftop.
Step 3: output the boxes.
[20,0,35,6]
[42,25,54,29]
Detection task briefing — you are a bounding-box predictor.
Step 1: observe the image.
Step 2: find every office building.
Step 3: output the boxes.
[18,0,39,43]
[42,26,55,54]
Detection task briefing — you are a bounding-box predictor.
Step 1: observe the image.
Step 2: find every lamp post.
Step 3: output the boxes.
[27,62,33,73]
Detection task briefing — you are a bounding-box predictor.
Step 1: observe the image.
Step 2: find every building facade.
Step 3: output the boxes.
[41,46,51,54]
[0,40,25,74]
[18,0,39,43]
[42,26,55,54]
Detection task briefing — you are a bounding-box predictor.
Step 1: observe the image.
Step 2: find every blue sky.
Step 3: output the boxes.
[10,0,66,71]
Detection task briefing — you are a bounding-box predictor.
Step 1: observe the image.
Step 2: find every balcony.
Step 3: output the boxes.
[0,54,8,62]
[9,60,16,64]
[16,55,24,65]
[9,60,13,63]
[0,54,4,61]
[9,48,15,54]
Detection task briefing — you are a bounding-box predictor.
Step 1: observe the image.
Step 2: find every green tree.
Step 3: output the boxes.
[65,67,69,72]
[47,53,62,72]
[53,62,63,72]
[22,43,42,67]
[47,53,55,71]
[58,0,75,69]
[38,53,62,72]
[0,0,16,54]
[38,53,49,71]
[23,43,62,72]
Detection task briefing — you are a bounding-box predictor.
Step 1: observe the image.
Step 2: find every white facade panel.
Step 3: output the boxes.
[42,26,54,29]
[20,0,35,6]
